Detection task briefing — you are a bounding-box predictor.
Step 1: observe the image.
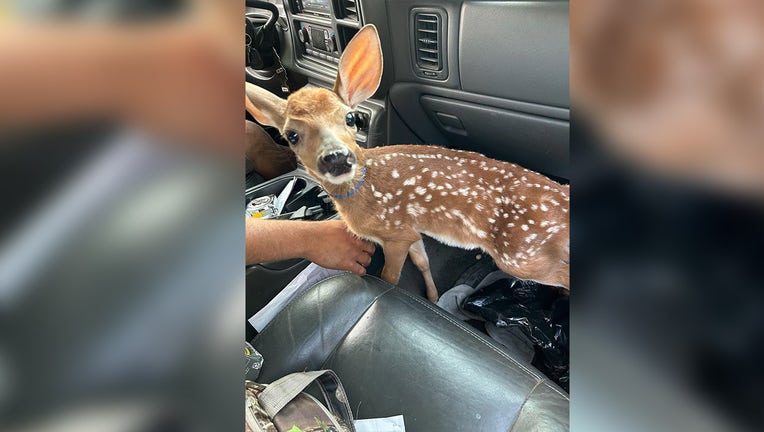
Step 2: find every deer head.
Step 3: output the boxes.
[245,24,383,187]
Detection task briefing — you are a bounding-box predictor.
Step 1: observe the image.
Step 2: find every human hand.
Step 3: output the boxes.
[302,220,376,275]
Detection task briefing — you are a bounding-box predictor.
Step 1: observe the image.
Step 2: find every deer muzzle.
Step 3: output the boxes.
[317,147,356,178]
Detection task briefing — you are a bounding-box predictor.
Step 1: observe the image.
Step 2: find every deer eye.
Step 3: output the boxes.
[345,112,356,127]
[285,130,300,145]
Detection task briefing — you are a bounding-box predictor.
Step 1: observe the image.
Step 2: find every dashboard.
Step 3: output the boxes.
[246,0,569,180]
[285,0,365,73]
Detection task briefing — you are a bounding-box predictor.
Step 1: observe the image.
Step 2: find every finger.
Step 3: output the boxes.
[349,262,366,276]
[357,253,372,267]
[360,241,376,255]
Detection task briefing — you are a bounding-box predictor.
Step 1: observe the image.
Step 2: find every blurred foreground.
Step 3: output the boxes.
[0,1,243,430]
[572,1,763,431]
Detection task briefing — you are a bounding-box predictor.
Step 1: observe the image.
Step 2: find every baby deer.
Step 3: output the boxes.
[245,25,569,302]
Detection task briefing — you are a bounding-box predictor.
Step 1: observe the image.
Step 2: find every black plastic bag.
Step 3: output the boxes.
[463,276,569,391]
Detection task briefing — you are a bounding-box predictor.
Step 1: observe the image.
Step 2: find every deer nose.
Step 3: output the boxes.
[321,150,348,166]
[318,148,356,176]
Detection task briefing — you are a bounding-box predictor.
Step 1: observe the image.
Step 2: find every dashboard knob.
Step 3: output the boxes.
[298,27,309,43]
[354,112,369,129]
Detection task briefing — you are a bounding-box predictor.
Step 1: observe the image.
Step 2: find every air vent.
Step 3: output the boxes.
[339,0,359,21]
[410,9,448,80]
[415,13,441,69]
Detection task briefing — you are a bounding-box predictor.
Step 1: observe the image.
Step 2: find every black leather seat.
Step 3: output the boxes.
[252,273,569,432]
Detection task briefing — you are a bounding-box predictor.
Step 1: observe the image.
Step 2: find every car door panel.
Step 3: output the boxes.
[385,0,570,180]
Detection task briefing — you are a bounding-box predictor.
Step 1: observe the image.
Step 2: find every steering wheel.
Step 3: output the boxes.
[246,1,280,70]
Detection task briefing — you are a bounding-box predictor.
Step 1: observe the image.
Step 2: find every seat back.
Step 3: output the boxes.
[253,274,568,431]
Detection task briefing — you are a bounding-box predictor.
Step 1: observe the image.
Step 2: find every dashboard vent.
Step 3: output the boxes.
[410,9,447,79]
[339,0,359,21]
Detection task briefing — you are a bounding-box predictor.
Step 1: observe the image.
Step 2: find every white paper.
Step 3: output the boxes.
[248,263,342,332]
[354,415,406,432]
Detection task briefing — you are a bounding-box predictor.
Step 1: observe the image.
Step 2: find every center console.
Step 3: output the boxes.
[245,170,335,338]
[297,22,340,64]
[287,0,362,67]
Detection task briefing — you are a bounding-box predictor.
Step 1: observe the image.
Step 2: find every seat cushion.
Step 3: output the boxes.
[252,274,568,432]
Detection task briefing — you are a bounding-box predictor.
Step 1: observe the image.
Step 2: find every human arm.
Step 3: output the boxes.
[245,218,375,275]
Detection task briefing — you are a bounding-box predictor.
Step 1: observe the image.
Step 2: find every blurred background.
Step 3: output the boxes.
[0,0,762,431]
[571,0,763,431]
[0,0,243,430]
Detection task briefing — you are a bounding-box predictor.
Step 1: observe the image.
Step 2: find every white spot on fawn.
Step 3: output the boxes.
[392,169,399,178]
[404,177,416,186]
[521,224,529,231]
[415,186,427,195]
[525,233,537,243]
[407,202,427,217]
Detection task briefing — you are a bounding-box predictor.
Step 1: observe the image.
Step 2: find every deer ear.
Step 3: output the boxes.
[334,24,383,108]
[245,82,287,129]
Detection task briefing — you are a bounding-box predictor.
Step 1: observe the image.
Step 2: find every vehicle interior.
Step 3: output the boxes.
[245,0,569,429]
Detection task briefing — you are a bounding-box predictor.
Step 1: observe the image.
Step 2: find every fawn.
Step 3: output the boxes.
[245,25,569,302]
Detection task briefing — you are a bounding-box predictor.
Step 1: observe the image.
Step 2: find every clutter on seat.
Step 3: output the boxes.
[252,273,568,432]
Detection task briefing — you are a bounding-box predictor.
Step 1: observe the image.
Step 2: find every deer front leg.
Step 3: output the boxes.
[380,240,412,286]
[408,239,438,303]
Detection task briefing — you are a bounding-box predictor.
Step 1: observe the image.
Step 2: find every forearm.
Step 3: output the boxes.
[245,218,315,265]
